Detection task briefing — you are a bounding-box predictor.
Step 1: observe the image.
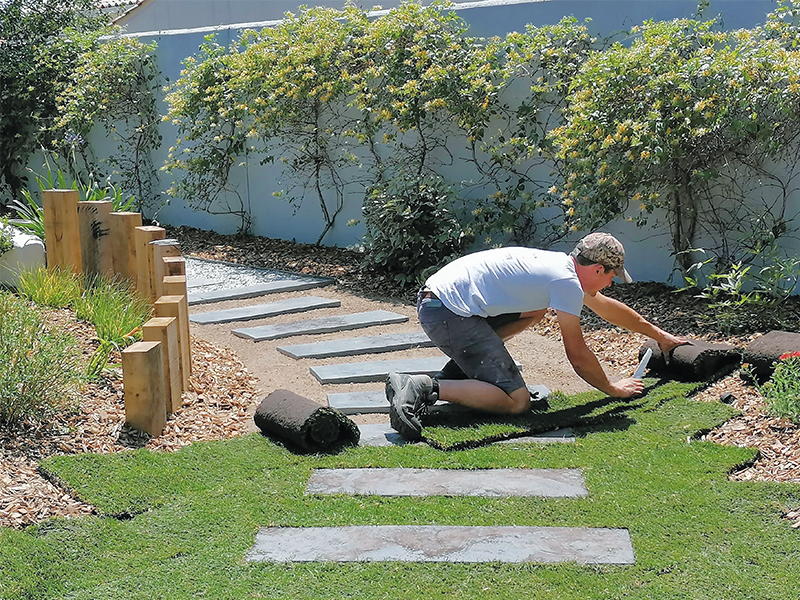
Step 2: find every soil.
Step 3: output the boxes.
[1,226,799,529]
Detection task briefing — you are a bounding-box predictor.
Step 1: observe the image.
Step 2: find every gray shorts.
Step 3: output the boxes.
[417,294,526,395]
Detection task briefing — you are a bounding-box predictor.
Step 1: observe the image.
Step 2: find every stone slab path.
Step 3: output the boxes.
[277,331,433,359]
[232,310,409,341]
[245,525,635,564]
[327,385,550,414]
[188,279,331,305]
[309,356,450,384]
[305,468,588,497]
[189,296,341,324]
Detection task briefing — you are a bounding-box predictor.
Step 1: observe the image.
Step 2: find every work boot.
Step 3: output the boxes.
[385,373,437,441]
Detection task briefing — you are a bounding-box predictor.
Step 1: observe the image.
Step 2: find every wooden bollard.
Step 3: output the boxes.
[77,200,114,279]
[161,274,192,376]
[109,211,142,284]
[42,189,82,274]
[153,295,190,391]
[162,255,186,277]
[151,239,181,300]
[134,226,165,301]
[121,341,166,436]
[142,316,182,414]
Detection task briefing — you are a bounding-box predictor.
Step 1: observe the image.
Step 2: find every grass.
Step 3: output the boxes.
[0,292,83,425]
[2,383,799,599]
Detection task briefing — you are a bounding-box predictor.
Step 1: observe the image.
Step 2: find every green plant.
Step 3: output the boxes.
[0,0,107,199]
[0,217,13,257]
[9,153,136,241]
[74,275,150,346]
[0,292,83,426]
[362,175,472,287]
[56,35,162,214]
[758,351,800,422]
[551,16,800,276]
[16,266,83,308]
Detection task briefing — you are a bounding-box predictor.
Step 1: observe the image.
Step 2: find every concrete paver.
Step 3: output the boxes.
[305,467,588,497]
[245,525,635,564]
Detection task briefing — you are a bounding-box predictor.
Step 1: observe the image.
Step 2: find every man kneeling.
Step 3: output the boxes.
[386,232,688,440]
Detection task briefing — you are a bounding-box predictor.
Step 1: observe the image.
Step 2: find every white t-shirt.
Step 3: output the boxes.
[425,247,585,318]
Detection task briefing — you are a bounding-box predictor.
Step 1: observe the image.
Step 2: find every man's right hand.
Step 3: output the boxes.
[610,377,644,398]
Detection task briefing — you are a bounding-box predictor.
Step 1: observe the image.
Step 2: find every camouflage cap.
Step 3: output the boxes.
[571,232,633,283]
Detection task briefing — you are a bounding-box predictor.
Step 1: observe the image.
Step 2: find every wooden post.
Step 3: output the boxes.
[77,200,114,279]
[42,189,82,275]
[109,211,142,284]
[142,316,182,415]
[161,274,192,377]
[134,226,165,301]
[150,239,181,300]
[121,341,166,436]
[153,295,190,391]
[162,255,186,277]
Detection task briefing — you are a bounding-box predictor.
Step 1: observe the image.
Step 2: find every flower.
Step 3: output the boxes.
[779,351,800,361]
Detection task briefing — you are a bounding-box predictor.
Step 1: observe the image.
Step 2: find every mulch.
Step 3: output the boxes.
[1,226,798,529]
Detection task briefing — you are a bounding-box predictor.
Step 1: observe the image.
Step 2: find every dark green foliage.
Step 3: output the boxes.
[362,175,472,288]
[0,0,107,198]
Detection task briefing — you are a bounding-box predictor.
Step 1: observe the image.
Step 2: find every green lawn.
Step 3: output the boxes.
[1,382,798,600]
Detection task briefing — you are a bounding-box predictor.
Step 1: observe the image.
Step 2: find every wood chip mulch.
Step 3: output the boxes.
[2,226,798,529]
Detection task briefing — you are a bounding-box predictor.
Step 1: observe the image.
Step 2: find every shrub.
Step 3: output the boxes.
[760,351,800,423]
[0,292,83,426]
[362,175,472,287]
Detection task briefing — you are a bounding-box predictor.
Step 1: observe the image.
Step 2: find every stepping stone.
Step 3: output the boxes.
[356,423,574,447]
[328,383,548,414]
[309,356,450,384]
[232,310,408,342]
[189,296,340,324]
[186,277,223,289]
[357,423,413,447]
[245,525,635,564]
[188,279,330,305]
[305,468,587,497]
[277,331,433,359]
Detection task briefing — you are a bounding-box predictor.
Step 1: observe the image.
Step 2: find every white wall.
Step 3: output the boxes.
[83,0,798,290]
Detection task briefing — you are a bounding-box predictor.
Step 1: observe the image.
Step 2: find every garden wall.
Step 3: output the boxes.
[69,0,797,288]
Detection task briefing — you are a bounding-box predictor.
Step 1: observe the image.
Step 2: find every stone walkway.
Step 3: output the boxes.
[186,271,633,565]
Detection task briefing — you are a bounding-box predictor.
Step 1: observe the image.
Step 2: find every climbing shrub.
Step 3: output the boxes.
[57,36,163,214]
[550,14,800,277]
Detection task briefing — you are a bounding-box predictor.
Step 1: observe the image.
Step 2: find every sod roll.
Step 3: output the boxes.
[254,389,360,452]
[742,330,800,382]
[639,339,740,381]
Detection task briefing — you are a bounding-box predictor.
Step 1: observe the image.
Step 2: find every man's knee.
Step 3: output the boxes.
[508,387,532,414]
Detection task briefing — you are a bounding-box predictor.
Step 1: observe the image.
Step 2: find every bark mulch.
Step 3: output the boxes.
[1,226,798,529]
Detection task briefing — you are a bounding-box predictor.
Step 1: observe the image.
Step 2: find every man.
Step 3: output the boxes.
[385,232,688,440]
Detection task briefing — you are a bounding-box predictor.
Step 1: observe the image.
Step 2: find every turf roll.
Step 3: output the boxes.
[254,389,360,452]
[639,339,740,381]
[742,330,800,382]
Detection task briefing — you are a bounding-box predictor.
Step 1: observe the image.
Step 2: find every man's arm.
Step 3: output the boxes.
[582,292,688,355]
[556,310,643,398]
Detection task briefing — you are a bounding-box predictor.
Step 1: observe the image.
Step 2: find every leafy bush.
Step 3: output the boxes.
[0,217,13,256]
[362,176,472,287]
[0,292,83,426]
[760,351,800,423]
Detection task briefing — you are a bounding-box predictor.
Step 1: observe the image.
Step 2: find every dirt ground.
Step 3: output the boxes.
[188,285,614,430]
